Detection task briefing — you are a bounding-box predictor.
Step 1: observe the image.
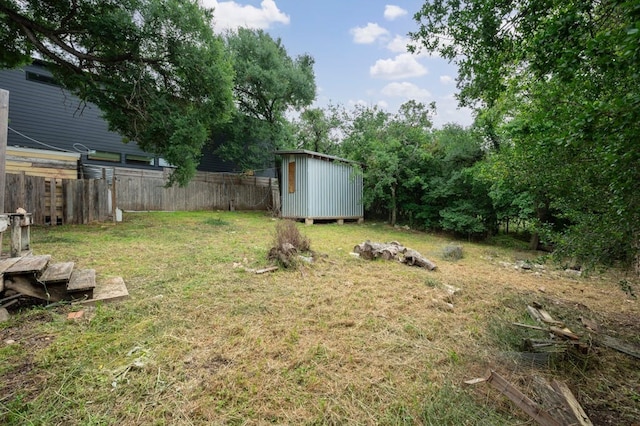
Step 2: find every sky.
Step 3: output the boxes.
[200,0,474,128]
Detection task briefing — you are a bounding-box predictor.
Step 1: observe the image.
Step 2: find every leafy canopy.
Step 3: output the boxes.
[412,0,640,268]
[216,28,316,172]
[340,101,434,226]
[0,0,235,185]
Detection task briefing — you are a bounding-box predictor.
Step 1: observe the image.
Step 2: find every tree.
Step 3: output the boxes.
[341,101,434,226]
[291,106,343,156]
[419,124,495,237]
[0,0,235,185]
[216,28,316,172]
[412,0,640,269]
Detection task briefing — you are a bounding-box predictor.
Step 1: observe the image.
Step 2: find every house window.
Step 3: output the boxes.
[88,150,121,163]
[288,161,296,193]
[26,71,60,86]
[158,157,174,167]
[125,154,154,166]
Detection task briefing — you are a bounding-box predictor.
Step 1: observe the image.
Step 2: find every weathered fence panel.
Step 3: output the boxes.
[3,170,280,224]
[4,173,110,225]
[61,179,111,224]
[114,171,279,212]
[4,172,46,223]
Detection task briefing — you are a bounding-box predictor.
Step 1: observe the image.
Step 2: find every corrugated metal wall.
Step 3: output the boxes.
[280,152,363,220]
[281,154,309,217]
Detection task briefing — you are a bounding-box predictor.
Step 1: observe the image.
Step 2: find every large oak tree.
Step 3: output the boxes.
[216,28,316,172]
[0,0,235,185]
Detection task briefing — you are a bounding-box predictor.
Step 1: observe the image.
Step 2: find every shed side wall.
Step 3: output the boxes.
[308,157,363,218]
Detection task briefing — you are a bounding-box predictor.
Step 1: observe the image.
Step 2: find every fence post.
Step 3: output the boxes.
[18,171,25,210]
[112,168,117,223]
[50,178,56,225]
[0,89,8,215]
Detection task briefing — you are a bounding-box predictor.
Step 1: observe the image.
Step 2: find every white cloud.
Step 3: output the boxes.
[386,35,435,59]
[381,82,432,100]
[386,35,410,53]
[204,0,290,32]
[384,5,408,21]
[370,53,428,80]
[350,23,389,44]
[440,75,454,85]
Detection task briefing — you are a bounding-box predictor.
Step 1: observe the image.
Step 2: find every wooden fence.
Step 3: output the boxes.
[3,172,110,225]
[3,169,280,225]
[113,168,279,212]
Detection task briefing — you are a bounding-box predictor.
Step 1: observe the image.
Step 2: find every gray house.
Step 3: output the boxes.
[276,150,363,224]
[0,61,237,176]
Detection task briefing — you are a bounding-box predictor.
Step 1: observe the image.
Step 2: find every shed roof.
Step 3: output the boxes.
[274,149,359,165]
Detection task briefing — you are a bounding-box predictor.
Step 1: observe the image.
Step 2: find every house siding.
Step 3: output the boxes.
[0,63,238,174]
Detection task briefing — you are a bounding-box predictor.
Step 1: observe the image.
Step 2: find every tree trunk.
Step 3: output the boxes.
[390,185,397,226]
[353,241,406,260]
[530,202,549,250]
[402,248,437,270]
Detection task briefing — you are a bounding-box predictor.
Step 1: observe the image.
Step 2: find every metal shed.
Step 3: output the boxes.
[275,150,363,224]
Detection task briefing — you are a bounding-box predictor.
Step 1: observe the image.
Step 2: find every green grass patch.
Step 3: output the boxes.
[1,211,637,424]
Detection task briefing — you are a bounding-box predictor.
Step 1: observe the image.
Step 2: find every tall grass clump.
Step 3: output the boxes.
[267,220,312,268]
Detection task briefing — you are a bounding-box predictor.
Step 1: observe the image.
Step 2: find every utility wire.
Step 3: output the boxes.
[8,126,94,154]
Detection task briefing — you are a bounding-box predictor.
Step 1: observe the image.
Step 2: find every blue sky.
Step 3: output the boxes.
[201,0,473,127]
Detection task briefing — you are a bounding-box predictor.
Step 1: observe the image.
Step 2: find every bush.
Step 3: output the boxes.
[441,244,464,261]
[268,220,311,268]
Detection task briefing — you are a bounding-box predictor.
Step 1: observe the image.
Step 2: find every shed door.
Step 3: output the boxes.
[288,161,296,193]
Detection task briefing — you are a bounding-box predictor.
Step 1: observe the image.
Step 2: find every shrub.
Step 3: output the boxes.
[268,220,311,268]
[441,244,464,261]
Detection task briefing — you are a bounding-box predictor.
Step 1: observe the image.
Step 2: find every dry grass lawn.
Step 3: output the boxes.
[1,211,639,425]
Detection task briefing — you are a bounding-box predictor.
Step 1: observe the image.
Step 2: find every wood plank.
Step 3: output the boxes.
[255,266,279,274]
[549,326,580,341]
[74,276,128,305]
[538,309,565,326]
[486,371,562,426]
[4,254,51,275]
[532,376,581,426]
[67,269,96,292]
[550,380,593,426]
[7,146,80,162]
[598,335,640,359]
[527,305,545,323]
[4,275,66,302]
[466,370,562,426]
[0,257,21,273]
[40,262,74,284]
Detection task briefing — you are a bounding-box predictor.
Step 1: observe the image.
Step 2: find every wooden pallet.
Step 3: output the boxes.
[1,255,96,302]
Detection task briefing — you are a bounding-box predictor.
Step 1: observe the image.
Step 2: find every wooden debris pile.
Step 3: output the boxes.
[352,241,437,271]
[466,302,640,425]
[512,302,640,361]
[466,370,593,426]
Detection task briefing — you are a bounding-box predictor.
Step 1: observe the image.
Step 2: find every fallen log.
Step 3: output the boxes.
[353,241,437,271]
[401,248,437,270]
[353,241,406,261]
